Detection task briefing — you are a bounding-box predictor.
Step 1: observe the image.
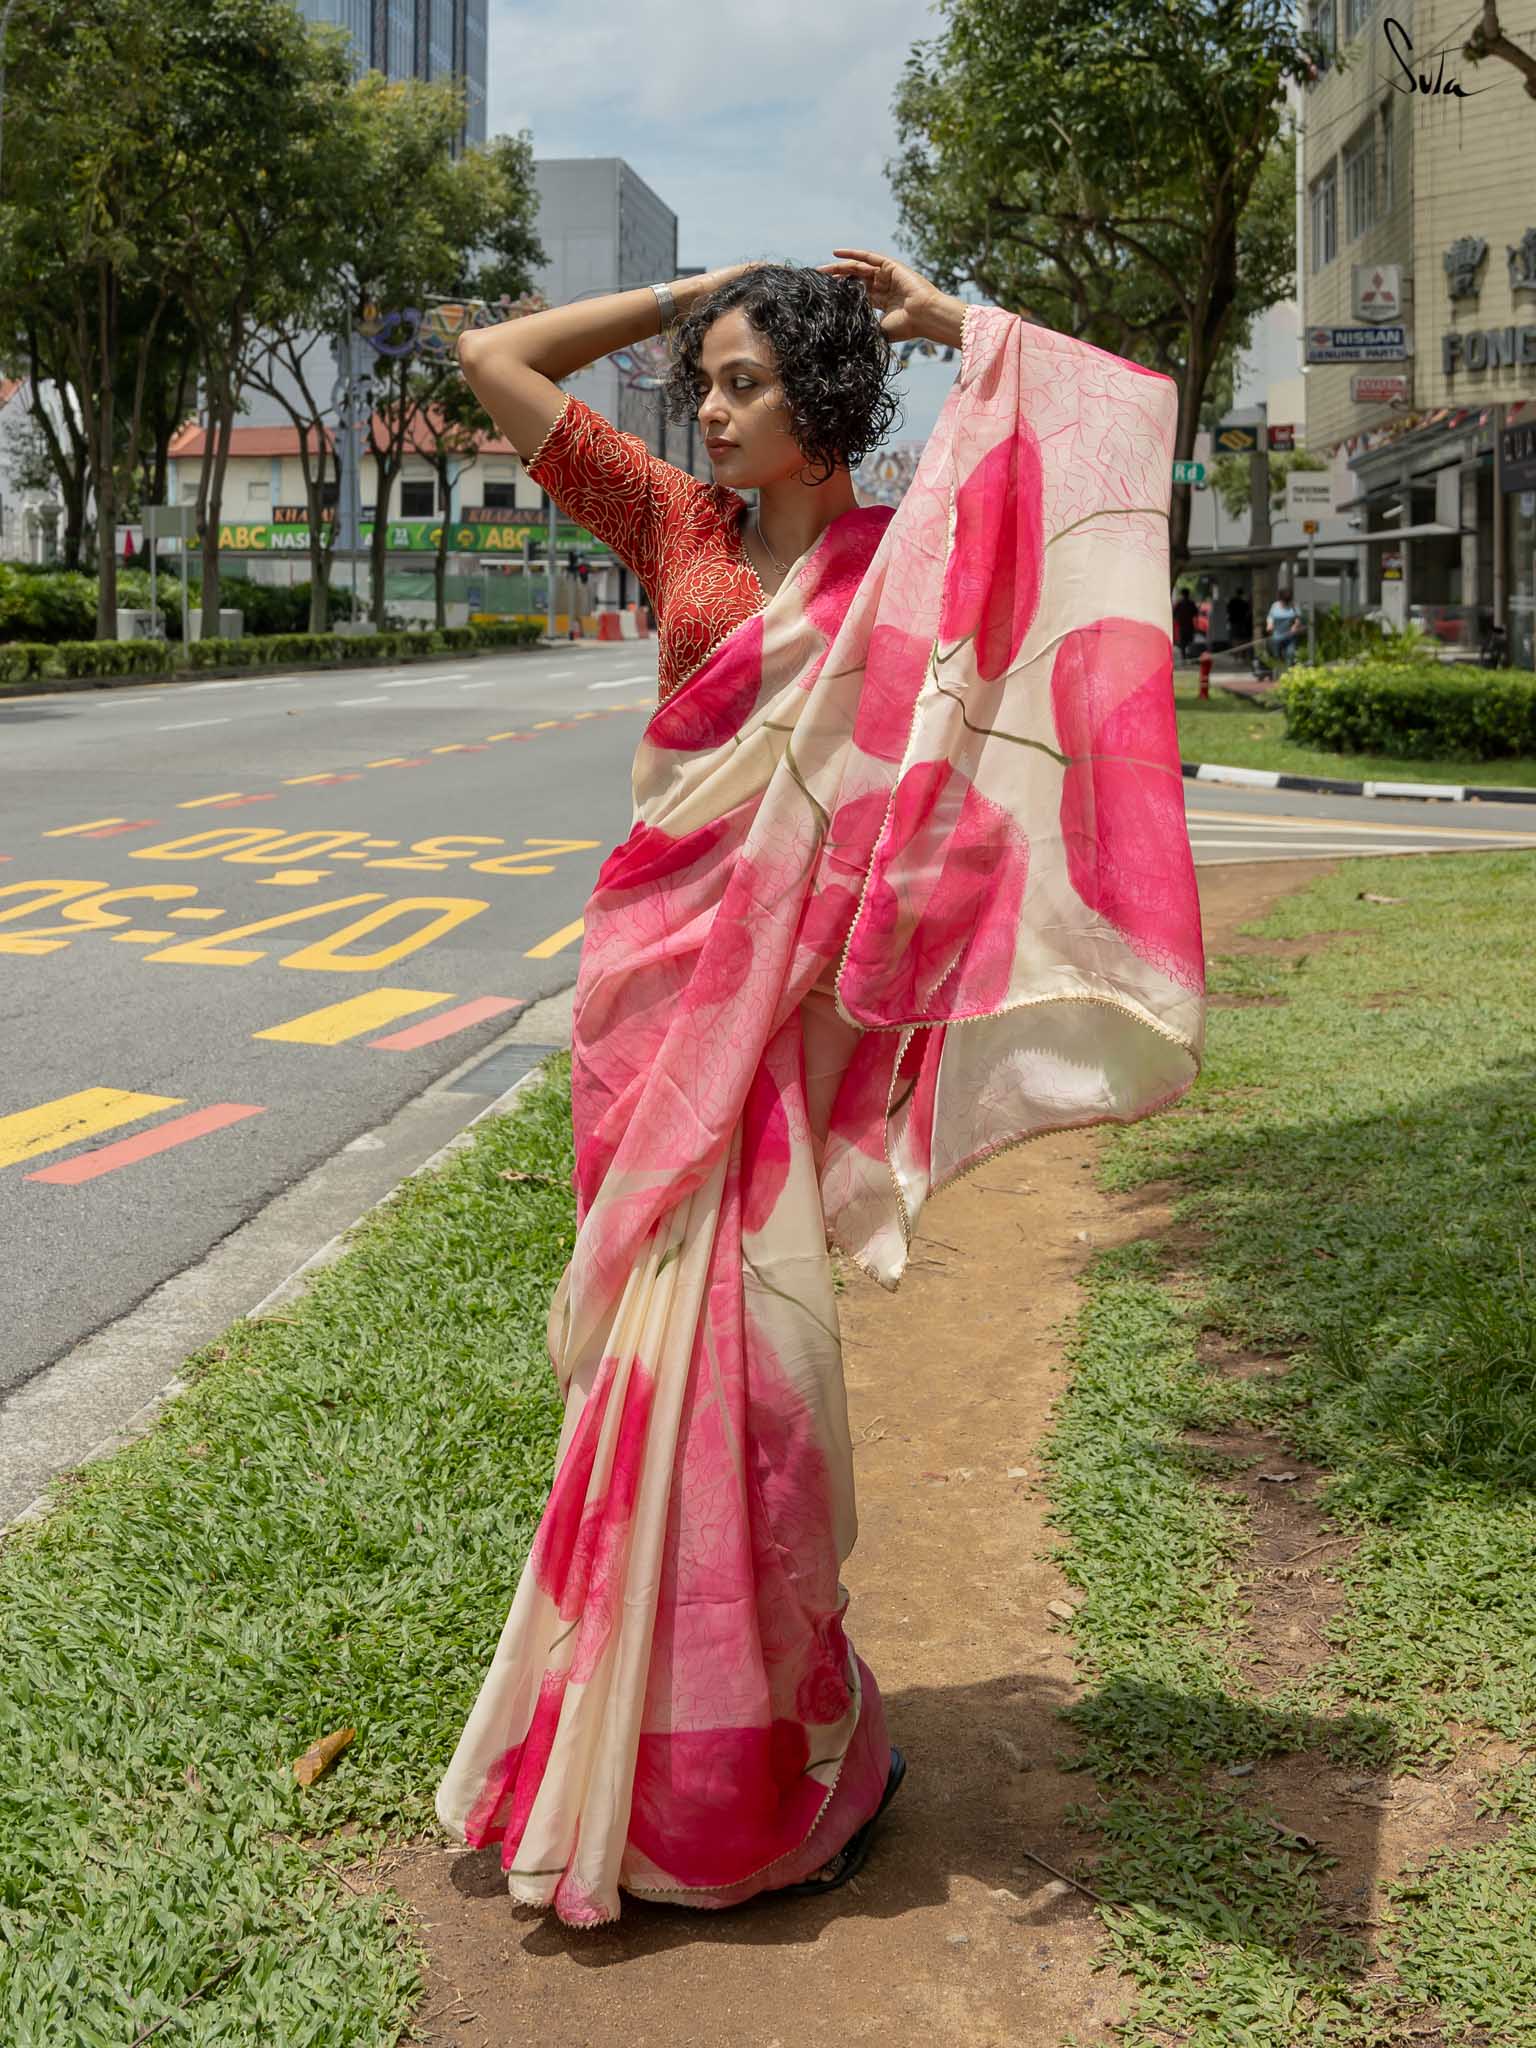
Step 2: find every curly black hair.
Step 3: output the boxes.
[660,261,903,487]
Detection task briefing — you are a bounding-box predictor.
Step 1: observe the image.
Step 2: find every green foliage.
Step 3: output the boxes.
[1279,662,1536,761]
[888,0,1321,574]
[1051,852,1536,2042]
[0,1056,576,2041]
[1210,446,1327,519]
[0,563,97,642]
[0,619,542,692]
[1309,606,1426,665]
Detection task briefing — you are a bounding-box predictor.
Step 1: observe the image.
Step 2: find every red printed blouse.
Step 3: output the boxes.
[523,391,769,704]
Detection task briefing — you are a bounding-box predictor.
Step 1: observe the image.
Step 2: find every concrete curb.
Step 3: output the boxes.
[2,999,575,1539]
[1181,759,1536,805]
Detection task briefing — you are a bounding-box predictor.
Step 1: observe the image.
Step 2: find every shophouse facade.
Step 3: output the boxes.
[1300,0,1536,661]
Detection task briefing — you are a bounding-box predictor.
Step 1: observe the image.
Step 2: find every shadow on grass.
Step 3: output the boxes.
[433,1672,1393,1984]
[1123,1056,1536,1508]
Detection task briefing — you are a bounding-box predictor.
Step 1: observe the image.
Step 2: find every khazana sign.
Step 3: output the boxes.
[215,518,598,554]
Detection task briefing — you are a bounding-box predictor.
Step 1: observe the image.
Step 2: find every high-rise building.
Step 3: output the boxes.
[289,0,487,148]
[531,158,712,483]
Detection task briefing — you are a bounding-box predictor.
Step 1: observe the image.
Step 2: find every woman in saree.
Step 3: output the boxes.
[436,252,1206,1928]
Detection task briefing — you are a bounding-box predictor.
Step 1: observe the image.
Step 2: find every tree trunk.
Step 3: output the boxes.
[197,381,239,641]
[91,270,119,637]
[434,493,450,629]
[304,460,332,633]
[369,458,392,630]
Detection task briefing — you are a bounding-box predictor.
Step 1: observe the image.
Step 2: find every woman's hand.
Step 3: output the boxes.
[816,248,955,344]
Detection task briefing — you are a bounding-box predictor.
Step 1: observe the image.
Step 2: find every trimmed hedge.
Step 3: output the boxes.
[0,618,543,693]
[1279,660,1536,760]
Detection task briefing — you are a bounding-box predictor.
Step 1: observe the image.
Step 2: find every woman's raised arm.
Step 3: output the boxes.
[455,266,751,462]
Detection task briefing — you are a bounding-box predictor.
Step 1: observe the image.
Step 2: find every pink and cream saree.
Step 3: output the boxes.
[435,305,1206,1925]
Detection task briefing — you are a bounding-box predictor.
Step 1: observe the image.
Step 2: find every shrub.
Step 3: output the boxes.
[0,614,542,686]
[0,564,97,642]
[1279,661,1536,761]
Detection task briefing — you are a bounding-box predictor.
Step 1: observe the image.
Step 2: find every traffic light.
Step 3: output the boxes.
[566,549,578,573]
[577,558,589,584]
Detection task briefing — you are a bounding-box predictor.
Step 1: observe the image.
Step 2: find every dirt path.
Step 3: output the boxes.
[382,862,1331,2048]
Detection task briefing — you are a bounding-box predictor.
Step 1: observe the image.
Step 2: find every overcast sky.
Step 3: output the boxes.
[486,0,966,451]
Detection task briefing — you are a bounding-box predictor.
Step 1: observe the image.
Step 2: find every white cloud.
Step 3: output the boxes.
[487,0,965,446]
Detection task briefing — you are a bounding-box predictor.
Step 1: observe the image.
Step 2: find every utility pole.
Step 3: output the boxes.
[545,487,556,641]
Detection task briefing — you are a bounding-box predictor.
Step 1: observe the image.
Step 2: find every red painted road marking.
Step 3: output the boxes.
[209,793,279,808]
[26,1102,265,1184]
[80,820,160,839]
[367,995,526,1051]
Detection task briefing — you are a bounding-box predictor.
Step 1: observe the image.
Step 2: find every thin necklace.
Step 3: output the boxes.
[752,505,788,577]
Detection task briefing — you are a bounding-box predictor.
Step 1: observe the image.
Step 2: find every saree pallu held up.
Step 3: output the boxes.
[435,306,1206,1924]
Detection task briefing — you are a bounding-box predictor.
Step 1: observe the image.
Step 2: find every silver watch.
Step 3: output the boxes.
[651,281,678,333]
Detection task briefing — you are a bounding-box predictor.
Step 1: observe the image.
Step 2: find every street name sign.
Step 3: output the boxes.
[1284,474,1334,522]
[1171,459,1206,485]
[1305,325,1409,363]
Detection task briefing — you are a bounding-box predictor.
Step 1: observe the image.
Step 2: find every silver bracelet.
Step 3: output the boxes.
[650,281,678,333]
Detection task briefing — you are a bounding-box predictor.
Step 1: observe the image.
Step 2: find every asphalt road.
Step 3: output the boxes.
[3,640,1534,1418]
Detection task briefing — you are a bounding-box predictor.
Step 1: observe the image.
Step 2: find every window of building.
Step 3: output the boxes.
[480,480,519,509]
[1380,98,1394,213]
[1344,0,1372,39]
[246,478,271,505]
[399,479,436,517]
[1343,125,1377,241]
[1310,163,1338,270]
[1309,0,1336,73]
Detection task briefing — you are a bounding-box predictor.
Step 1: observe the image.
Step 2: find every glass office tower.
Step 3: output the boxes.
[289,0,487,146]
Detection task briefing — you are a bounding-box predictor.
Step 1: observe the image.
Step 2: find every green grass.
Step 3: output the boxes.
[0,1059,578,2046]
[1173,674,1536,787]
[1050,850,1536,2045]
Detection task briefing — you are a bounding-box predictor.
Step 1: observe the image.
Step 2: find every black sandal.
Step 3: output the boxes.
[779,1746,907,1898]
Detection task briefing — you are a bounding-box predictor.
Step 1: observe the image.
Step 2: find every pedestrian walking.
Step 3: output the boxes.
[1227,587,1252,657]
[438,254,1206,1927]
[1267,585,1302,669]
[1172,585,1199,661]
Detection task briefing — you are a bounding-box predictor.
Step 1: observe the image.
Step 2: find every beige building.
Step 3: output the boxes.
[1300,0,1536,661]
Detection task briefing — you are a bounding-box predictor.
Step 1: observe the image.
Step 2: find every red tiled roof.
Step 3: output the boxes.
[168,405,521,461]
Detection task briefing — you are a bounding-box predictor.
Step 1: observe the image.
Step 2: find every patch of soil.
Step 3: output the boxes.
[378,859,1382,2047]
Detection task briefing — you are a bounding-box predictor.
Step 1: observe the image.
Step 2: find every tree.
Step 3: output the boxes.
[1464,0,1536,95]
[168,0,354,640]
[1210,445,1327,518]
[889,0,1323,575]
[0,0,193,628]
[356,120,544,628]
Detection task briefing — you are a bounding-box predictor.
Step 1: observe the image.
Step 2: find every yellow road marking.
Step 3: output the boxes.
[178,793,246,809]
[282,774,343,786]
[525,917,584,959]
[110,930,177,943]
[368,757,410,767]
[485,732,522,741]
[167,907,226,921]
[0,1087,183,1170]
[1185,807,1536,842]
[532,721,560,729]
[255,870,332,886]
[42,818,125,837]
[253,988,454,1046]
[432,744,467,754]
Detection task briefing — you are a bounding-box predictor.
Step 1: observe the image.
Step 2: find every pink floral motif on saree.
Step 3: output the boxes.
[436,306,1205,1925]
